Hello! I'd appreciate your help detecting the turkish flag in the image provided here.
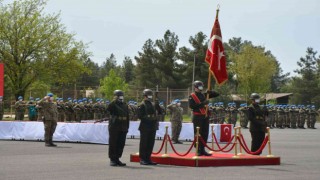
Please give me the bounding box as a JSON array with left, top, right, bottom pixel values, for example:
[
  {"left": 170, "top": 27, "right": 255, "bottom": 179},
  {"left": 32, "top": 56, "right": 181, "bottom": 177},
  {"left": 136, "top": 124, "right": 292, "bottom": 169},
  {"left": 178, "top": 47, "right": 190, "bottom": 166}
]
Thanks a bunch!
[
  {"left": 205, "top": 18, "right": 228, "bottom": 85},
  {"left": 220, "top": 124, "right": 232, "bottom": 142}
]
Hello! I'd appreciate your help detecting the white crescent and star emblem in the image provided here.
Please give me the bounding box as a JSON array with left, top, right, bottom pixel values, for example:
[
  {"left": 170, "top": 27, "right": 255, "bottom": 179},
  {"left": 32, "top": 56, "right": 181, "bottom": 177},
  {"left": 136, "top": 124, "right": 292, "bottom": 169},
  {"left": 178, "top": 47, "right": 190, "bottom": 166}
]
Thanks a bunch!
[{"left": 224, "top": 126, "right": 230, "bottom": 136}]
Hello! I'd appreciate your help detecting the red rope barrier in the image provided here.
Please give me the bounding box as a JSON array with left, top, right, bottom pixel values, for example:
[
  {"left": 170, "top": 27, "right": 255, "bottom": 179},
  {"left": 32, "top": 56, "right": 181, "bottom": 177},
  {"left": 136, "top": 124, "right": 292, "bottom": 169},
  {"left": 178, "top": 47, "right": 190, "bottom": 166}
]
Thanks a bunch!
[
  {"left": 212, "top": 133, "right": 235, "bottom": 151},
  {"left": 167, "top": 135, "right": 196, "bottom": 157},
  {"left": 152, "top": 134, "right": 167, "bottom": 155},
  {"left": 237, "top": 135, "right": 269, "bottom": 155},
  {"left": 200, "top": 136, "right": 236, "bottom": 153}
]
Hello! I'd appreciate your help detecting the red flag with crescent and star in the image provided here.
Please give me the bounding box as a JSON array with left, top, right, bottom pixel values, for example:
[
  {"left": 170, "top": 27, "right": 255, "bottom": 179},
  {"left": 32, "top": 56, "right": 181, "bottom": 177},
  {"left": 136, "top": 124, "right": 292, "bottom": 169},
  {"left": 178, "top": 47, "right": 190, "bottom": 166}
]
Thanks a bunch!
[
  {"left": 220, "top": 124, "right": 232, "bottom": 142},
  {"left": 205, "top": 17, "right": 228, "bottom": 85}
]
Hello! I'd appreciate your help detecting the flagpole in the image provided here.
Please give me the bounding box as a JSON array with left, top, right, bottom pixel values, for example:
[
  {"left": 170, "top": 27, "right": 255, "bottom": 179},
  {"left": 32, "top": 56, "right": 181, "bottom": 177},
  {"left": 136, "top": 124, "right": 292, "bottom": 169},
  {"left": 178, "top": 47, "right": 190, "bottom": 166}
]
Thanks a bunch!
[{"left": 206, "top": 6, "right": 220, "bottom": 116}]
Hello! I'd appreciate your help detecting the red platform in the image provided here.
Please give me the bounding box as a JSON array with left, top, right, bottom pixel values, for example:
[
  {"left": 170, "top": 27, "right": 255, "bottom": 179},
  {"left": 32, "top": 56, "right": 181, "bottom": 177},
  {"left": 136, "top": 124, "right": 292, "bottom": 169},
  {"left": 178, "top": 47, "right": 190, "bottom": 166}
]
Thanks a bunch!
[{"left": 130, "top": 153, "right": 280, "bottom": 167}]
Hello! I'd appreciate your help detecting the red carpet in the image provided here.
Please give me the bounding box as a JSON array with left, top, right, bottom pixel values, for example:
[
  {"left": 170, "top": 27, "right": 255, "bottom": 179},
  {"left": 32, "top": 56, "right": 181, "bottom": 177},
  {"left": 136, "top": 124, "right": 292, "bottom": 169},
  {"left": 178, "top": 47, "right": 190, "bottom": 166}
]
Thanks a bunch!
[{"left": 130, "top": 153, "right": 280, "bottom": 167}]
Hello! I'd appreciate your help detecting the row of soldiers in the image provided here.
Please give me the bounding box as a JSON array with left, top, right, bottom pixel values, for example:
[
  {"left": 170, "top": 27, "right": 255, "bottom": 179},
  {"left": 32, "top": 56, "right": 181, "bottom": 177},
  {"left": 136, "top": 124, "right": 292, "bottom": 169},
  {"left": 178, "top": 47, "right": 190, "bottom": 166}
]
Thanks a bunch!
[
  {"left": 14, "top": 96, "right": 148, "bottom": 122},
  {"left": 208, "top": 102, "right": 318, "bottom": 129}
]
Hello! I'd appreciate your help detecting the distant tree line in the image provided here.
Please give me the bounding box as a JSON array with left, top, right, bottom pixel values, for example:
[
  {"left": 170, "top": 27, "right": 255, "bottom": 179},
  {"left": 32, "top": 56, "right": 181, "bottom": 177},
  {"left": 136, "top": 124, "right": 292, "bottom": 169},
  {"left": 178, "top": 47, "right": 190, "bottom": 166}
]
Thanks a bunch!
[{"left": 1, "top": 0, "right": 320, "bottom": 107}]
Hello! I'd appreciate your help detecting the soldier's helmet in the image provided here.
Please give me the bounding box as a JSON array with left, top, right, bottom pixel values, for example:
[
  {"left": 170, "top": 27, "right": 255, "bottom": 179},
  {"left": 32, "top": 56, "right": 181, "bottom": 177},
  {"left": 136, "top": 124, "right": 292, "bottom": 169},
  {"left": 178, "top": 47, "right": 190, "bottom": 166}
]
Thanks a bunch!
[
  {"left": 142, "top": 89, "right": 153, "bottom": 96},
  {"left": 29, "top": 97, "right": 34, "bottom": 100},
  {"left": 249, "top": 93, "right": 260, "bottom": 100},
  {"left": 18, "top": 96, "right": 23, "bottom": 100},
  {"left": 114, "top": 90, "right": 124, "bottom": 96},
  {"left": 35, "top": 98, "right": 40, "bottom": 101},
  {"left": 193, "top": 80, "right": 204, "bottom": 89},
  {"left": 47, "top": 93, "right": 53, "bottom": 97}
]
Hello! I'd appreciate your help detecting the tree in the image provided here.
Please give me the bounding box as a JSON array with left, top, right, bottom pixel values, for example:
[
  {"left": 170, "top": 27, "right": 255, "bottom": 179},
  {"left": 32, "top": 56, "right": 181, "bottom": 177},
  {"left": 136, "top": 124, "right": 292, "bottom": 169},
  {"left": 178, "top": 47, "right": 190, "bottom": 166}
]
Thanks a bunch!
[
  {"left": 0, "top": 0, "right": 90, "bottom": 99},
  {"left": 99, "top": 69, "right": 128, "bottom": 100},
  {"left": 100, "top": 53, "right": 118, "bottom": 78},
  {"left": 178, "top": 32, "right": 210, "bottom": 88},
  {"left": 291, "top": 47, "right": 320, "bottom": 105},
  {"left": 121, "top": 56, "right": 135, "bottom": 84},
  {"left": 154, "top": 30, "right": 180, "bottom": 88},
  {"left": 134, "top": 39, "right": 158, "bottom": 88},
  {"left": 229, "top": 44, "right": 277, "bottom": 96}
]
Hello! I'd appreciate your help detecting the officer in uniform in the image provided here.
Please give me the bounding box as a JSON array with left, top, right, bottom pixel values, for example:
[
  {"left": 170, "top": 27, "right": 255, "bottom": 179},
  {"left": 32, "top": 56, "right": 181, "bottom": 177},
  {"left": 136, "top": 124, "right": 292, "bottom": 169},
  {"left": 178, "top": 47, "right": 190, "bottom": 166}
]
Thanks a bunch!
[
  {"left": 38, "top": 93, "right": 58, "bottom": 147},
  {"left": 15, "top": 96, "right": 26, "bottom": 120},
  {"left": 248, "top": 93, "right": 267, "bottom": 155},
  {"left": 138, "top": 89, "right": 161, "bottom": 165},
  {"left": 167, "top": 99, "right": 183, "bottom": 144},
  {"left": 107, "top": 90, "right": 129, "bottom": 166},
  {"left": 309, "top": 105, "right": 317, "bottom": 129},
  {"left": 189, "top": 80, "right": 219, "bottom": 156}
]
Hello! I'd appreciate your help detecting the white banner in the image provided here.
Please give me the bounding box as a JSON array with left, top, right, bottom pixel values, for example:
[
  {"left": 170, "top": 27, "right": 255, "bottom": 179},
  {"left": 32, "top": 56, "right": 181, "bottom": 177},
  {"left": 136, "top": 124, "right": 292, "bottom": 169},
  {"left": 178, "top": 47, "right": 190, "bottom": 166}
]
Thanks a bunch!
[{"left": 0, "top": 121, "right": 232, "bottom": 144}]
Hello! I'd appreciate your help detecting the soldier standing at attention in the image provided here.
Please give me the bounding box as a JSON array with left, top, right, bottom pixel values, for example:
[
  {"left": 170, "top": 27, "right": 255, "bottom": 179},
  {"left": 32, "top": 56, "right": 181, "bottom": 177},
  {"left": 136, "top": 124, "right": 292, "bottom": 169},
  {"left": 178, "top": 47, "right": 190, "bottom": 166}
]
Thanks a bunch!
[
  {"left": 107, "top": 90, "right": 129, "bottom": 166},
  {"left": 248, "top": 93, "right": 267, "bottom": 155},
  {"left": 138, "top": 89, "right": 161, "bottom": 165},
  {"left": 189, "top": 80, "right": 219, "bottom": 156},
  {"left": 65, "top": 98, "right": 74, "bottom": 122},
  {"left": 15, "top": 96, "right": 26, "bottom": 120},
  {"left": 167, "top": 99, "right": 183, "bottom": 144},
  {"left": 38, "top": 93, "right": 58, "bottom": 147}
]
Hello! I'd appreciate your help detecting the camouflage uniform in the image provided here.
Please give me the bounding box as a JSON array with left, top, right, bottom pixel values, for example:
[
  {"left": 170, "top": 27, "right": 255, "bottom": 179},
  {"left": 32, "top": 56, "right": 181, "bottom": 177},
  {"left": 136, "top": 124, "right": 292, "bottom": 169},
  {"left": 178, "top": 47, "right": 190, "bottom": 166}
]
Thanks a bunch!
[
  {"left": 15, "top": 97, "right": 26, "bottom": 121},
  {"left": 167, "top": 101, "right": 183, "bottom": 143},
  {"left": 308, "top": 106, "right": 317, "bottom": 129},
  {"left": 276, "top": 106, "right": 285, "bottom": 128},
  {"left": 57, "top": 99, "right": 66, "bottom": 122},
  {"left": 289, "top": 106, "right": 298, "bottom": 129},
  {"left": 298, "top": 107, "right": 306, "bottom": 129},
  {"left": 39, "top": 94, "right": 58, "bottom": 146},
  {"left": 64, "top": 99, "right": 75, "bottom": 122}
]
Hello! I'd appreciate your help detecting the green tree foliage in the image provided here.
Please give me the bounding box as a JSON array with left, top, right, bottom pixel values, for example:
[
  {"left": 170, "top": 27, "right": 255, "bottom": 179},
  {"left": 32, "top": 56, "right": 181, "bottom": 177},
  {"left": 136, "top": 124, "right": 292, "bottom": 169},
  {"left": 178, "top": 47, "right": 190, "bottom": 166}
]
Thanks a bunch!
[
  {"left": 154, "top": 30, "right": 180, "bottom": 88},
  {"left": 178, "top": 32, "right": 210, "bottom": 88},
  {"left": 229, "top": 44, "right": 277, "bottom": 96},
  {"left": 134, "top": 39, "right": 158, "bottom": 88},
  {"left": 100, "top": 53, "right": 118, "bottom": 78},
  {"left": 99, "top": 69, "right": 128, "bottom": 100},
  {"left": 0, "top": 0, "right": 90, "bottom": 99},
  {"left": 121, "top": 56, "right": 135, "bottom": 84},
  {"left": 288, "top": 48, "right": 320, "bottom": 105}
]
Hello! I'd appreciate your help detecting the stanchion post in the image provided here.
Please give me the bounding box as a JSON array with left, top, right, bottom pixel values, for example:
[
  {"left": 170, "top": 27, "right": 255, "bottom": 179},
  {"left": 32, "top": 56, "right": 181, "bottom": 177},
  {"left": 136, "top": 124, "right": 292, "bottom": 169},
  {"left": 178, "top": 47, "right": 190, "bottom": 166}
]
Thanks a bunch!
[
  {"left": 192, "top": 127, "right": 200, "bottom": 159},
  {"left": 237, "top": 127, "right": 243, "bottom": 156},
  {"left": 162, "top": 126, "right": 169, "bottom": 157},
  {"left": 209, "top": 125, "right": 215, "bottom": 154},
  {"left": 266, "top": 127, "right": 274, "bottom": 157},
  {"left": 232, "top": 127, "right": 240, "bottom": 158}
]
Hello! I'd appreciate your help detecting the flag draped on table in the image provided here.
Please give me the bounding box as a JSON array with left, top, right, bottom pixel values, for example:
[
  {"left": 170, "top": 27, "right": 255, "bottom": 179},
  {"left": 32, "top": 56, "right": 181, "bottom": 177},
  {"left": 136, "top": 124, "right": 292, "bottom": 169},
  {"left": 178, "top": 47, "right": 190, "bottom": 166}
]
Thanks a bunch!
[{"left": 205, "top": 17, "right": 228, "bottom": 85}]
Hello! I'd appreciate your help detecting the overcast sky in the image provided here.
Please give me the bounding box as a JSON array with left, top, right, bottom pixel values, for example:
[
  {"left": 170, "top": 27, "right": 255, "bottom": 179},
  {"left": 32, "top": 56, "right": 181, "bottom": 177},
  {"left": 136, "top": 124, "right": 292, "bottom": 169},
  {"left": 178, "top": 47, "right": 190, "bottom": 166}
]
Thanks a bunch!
[{"left": 5, "top": 0, "right": 320, "bottom": 75}]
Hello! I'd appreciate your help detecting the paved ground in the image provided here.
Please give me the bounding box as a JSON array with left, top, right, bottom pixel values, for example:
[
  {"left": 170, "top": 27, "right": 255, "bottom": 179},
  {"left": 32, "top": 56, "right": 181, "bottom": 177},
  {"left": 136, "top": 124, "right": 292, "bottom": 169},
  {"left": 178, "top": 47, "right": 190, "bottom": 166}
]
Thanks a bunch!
[{"left": 1, "top": 124, "right": 320, "bottom": 180}]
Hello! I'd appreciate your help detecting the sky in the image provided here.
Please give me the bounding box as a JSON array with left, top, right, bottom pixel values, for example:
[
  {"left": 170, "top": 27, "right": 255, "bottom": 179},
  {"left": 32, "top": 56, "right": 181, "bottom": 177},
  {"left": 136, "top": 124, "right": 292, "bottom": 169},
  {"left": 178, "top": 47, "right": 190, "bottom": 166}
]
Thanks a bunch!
[{"left": 4, "top": 0, "right": 320, "bottom": 75}]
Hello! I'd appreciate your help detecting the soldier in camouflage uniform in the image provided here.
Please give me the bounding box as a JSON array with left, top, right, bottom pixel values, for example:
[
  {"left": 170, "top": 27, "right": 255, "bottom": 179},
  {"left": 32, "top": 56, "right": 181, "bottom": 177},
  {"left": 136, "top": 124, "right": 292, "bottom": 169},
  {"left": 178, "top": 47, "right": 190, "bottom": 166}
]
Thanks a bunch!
[
  {"left": 38, "top": 93, "right": 58, "bottom": 147},
  {"left": 86, "top": 99, "right": 94, "bottom": 120},
  {"left": 158, "top": 101, "right": 166, "bottom": 122},
  {"left": 0, "top": 96, "right": 4, "bottom": 120},
  {"left": 107, "top": 90, "right": 129, "bottom": 166},
  {"left": 308, "top": 105, "right": 317, "bottom": 129},
  {"left": 35, "top": 98, "right": 43, "bottom": 121},
  {"left": 27, "top": 97, "right": 37, "bottom": 121},
  {"left": 15, "top": 96, "right": 26, "bottom": 121},
  {"left": 167, "top": 99, "right": 183, "bottom": 144},
  {"left": 74, "top": 99, "right": 85, "bottom": 122},
  {"left": 289, "top": 105, "right": 298, "bottom": 129},
  {"left": 298, "top": 105, "right": 306, "bottom": 129},
  {"left": 226, "top": 102, "right": 238, "bottom": 127},
  {"left": 57, "top": 98, "right": 66, "bottom": 122},
  {"left": 284, "top": 105, "right": 291, "bottom": 128},
  {"left": 93, "top": 99, "right": 102, "bottom": 120},
  {"left": 65, "top": 98, "right": 74, "bottom": 122},
  {"left": 217, "top": 102, "right": 225, "bottom": 124},
  {"left": 276, "top": 105, "right": 285, "bottom": 128}
]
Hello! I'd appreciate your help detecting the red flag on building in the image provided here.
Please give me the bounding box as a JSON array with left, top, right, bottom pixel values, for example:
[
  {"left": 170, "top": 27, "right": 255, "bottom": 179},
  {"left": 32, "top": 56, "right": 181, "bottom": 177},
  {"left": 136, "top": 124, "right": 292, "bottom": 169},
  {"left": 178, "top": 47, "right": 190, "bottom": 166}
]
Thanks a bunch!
[
  {"left": 205, "top": 17, "right": 228, "bottom": 85},
  {"left": 220, "top": 124, "right": 232, "bottom": 142}
]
